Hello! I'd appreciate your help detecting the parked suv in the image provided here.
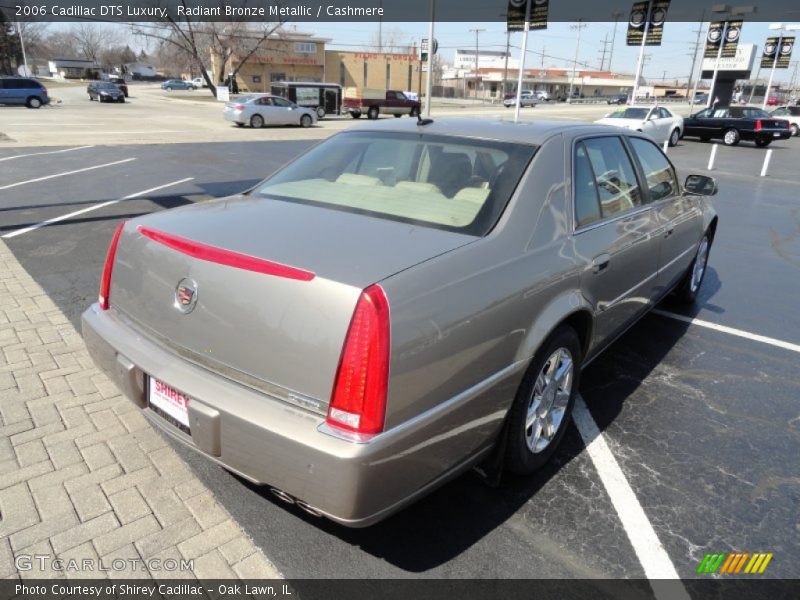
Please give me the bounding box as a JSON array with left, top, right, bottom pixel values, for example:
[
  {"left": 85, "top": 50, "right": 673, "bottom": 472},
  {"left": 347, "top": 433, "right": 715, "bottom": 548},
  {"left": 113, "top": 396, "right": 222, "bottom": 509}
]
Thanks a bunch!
[{"left": 0, "top": 77, "right": 50, "bottom": 108}]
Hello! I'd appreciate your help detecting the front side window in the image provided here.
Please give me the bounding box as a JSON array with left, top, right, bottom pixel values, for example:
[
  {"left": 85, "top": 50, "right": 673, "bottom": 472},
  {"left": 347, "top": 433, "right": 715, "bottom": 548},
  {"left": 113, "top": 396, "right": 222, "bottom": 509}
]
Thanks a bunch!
[
  {"left": 694, "top": 108, "right": 712, "bottom": 118},
  {"left": 582, "top": 137, "right": 641, "bottom": 217},
  {"left": 629, "top": 138, "right": 678, "bottom": 202},
  {"left": 253, "top": 132, "right": 537, "bottom": 235},
  {"left": 272, "top": 97, "right": 292, "bottom": 107}
]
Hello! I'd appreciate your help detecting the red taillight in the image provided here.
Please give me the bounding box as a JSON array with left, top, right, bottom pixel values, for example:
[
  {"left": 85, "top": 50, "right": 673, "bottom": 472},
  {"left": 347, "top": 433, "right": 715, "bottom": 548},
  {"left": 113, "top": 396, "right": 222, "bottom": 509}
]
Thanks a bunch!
[
  {"left": 234, "top": 103, "right": 244, "bottom": 110},
  {"left": 99, "top": 220, "right": 126, "bottom": 310},
  {"left": 755, "top": 119, "right": 762, "bottom": 131},
  {"left": 42, "top": 87, "right": 48, "bottom": 95},
  {"left": 327, "top": 285, "right": 390, "bottom": 435}
]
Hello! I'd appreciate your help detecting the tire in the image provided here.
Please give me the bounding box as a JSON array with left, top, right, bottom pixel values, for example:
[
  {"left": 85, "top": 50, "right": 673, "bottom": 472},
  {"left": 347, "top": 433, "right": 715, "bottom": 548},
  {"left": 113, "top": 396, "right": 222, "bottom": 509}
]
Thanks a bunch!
[
  {"left": 755, "top": 138, "right": 771, "bottom": 147},
  {"left": 410, "top": 106, "right": 419, "bottom": 117},
  {"left": 235, "top": 122, "right": 244, "bottom": 128},
  {"left": 89, "top": 95, "right": 94, "bottom": 101},
  {"left": 394, "top": 114, "right": 402, "bottom": 118},
  {"left": 722, "top": 128, "right": 740, "bottom": 146},
  {"left": 350, "top": 111, "right": 362, "bottom": 119},
  {"left": 118, "top": 98, "right": 125, "bottom": 103},
  {"left": 668, "top": 128, "right": 680, "bottom": 147},
  {"left": 250, "top": 114, "right": 264, "bottom": 128},
  {"left": 166, "top": 87, "right": 173, "bottom": 92},
  {"left": 26, "top": 97, "right": 42, "bottom": 109},
  {"left": 316, "top": 106, "right": 326, "bottom": 119},
  {"left": 300, "top": 114, "right": 312, "bottom": 128},
  {"left": 367, "top": 106, "right": 379, "bottom": 120},
  {"left": 791, "top": 123, "right": 799, "bottom": 137},
  {"left": 504, "top": 326, "right": 582, "bottom": 475},
  {"left": 676, "top": 233, "right": 711, "bottom": 304}
]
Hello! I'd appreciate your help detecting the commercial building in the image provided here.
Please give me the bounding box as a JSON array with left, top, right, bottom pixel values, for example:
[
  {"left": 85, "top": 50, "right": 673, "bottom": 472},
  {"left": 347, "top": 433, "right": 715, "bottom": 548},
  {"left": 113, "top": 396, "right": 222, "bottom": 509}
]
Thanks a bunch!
[
  {"left": 212, "top": 31, "right": 329, "bottom": 93},
  {"left": 325, "top": 50, "right": 421, "bottom": 93}
]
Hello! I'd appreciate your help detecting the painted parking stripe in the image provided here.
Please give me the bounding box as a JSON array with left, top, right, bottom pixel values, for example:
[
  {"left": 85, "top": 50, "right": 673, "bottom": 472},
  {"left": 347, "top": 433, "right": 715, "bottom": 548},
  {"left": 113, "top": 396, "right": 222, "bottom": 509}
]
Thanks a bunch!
[
  {"left": 653, "top": 310, "right": 800, "bottom": 354},
  {"left": 573, "top": 397, "right": 689, "bottom": 599},
  {"left": 2, "top": 178, "right": 194, "bottom": 239},
  {"left": 0, "top": 158, "right": 136, "bottom": 191},
  {"left": 0, "top": 146, "right": 95, "bottom": 163}
]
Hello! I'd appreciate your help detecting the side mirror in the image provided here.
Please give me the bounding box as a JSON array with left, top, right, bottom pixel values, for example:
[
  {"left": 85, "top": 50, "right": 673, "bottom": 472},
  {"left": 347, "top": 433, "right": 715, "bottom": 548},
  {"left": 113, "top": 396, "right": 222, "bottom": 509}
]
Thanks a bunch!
[{"left": 684, "top": 174, "right": 717, "bottom": 196}]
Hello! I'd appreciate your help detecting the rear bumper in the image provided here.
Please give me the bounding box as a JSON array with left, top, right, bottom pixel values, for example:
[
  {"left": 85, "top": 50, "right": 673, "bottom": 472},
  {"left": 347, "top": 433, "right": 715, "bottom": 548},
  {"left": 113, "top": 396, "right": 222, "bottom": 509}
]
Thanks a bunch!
[
  {"left": 223, "top": 111, "right": 244, "bottom": 124},
  {"left": 82, "top": 304, "right": 516, "bottom": 527}
]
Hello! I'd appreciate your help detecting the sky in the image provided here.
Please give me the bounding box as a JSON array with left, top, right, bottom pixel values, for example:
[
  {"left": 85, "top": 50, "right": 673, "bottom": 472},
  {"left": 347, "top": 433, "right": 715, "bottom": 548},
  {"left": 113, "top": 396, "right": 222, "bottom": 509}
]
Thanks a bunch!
[{"left": 308, "top": 20, "right": 798, "bottom": 85}]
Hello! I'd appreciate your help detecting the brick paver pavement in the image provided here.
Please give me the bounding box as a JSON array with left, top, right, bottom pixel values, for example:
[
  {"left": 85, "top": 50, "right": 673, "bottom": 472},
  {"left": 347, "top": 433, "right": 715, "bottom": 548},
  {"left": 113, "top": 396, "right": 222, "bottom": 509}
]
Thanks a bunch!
[{"left": 0, "top": 238, "right": 281, "bottom": 580}]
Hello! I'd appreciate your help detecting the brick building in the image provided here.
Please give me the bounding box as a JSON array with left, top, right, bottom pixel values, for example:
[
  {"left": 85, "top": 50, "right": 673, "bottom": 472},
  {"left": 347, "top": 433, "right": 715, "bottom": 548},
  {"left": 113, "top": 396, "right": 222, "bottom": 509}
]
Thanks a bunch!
[{"left": 325, "top": 50, "right": 421, "bottom": 93}]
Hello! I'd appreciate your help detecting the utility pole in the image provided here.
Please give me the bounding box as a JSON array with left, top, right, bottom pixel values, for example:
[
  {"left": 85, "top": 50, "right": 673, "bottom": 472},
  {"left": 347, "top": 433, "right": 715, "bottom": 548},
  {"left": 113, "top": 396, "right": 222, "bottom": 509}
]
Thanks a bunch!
[
  {"left": 424, "top": 0, "right": 435, "bottom": 116},
  {"left": 686, "top": 9, "right": 705, "bottom": 100},
  {"left": 502, "top": 30, "right": 510, "bottom": 97},
  {"left": 377, "top": 0, "right": 383, "bottom": 53},
  {"left": 568, "top": 19, "right": 587, "bottom": 101},
  {"left": 598, "top": 33, "right": 611, "bottom": 71},
  {"left": 15, "top": 21, "right": 29, "bottom": 76},
  {"left": 469, "top": 28, "right": 486, "bottom": 101},
  {"left": 608, "top": 11, "right": 623, "bottom": 73}
]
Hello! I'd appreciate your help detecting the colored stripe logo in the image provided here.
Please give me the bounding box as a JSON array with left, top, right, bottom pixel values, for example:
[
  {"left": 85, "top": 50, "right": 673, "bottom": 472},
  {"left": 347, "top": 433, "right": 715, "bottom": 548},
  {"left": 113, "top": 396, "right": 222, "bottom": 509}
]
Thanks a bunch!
[{"left": 696, "top": 552, "right": 773, "bottom": 574}]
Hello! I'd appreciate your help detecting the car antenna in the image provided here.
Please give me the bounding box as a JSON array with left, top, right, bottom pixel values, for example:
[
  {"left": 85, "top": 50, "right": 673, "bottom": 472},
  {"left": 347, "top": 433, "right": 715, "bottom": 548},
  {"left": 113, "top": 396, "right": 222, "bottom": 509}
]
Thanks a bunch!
[{"left": 417, "top": 113, "right": 434, "bottom": 126}]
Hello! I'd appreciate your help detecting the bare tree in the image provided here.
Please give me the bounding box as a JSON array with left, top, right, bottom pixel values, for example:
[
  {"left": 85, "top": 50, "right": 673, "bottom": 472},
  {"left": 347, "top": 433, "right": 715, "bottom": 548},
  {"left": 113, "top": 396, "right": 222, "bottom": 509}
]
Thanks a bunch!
[
  {"left": 15, "top": 22, "right": 49, "bottom": 62},
  {"left": 131, "top": 7, "right": 285, "bottom": 96},
  {"left": 368, "top": 27, "right": 412, "bottom": 53},
  {"left": 70, "top": 23, "right": 114, "bottom": 63}
]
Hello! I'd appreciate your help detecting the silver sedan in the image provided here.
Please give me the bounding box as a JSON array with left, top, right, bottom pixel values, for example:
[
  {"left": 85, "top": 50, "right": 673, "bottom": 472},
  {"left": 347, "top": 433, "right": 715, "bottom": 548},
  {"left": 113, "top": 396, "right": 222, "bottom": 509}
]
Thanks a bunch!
[
  {"left": 83, "top": 119, "right": 718, "bottom": 527},
  {"left": 224, "top": 94, "right": 317, "bottom": 128}
]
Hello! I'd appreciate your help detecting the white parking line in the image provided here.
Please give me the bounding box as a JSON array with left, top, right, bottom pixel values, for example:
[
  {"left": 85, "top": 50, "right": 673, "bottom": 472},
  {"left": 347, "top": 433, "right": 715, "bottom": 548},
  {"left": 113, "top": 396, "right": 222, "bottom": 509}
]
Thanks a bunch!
[
  {"left": 653, "top": 309, "right": 800, "bottom": 354},
  {"left": 2, "top": 178, "right": 194, "bottom": 239},
  {"left": 0, "top": 146, "right": 95, "bottom": 163},
  {"left": 0, "top": 158, "right": 136, "bottom": 191},
  {"left": 572, "top": 397, "right": 689, "bottom": 599}
]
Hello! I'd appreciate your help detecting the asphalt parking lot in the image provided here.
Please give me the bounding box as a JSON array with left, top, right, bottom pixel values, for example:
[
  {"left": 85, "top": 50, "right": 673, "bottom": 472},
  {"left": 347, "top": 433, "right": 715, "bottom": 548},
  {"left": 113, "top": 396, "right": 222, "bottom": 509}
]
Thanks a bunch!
[{"left": 1, "top": 113, "right": 798, "bottom": 585}]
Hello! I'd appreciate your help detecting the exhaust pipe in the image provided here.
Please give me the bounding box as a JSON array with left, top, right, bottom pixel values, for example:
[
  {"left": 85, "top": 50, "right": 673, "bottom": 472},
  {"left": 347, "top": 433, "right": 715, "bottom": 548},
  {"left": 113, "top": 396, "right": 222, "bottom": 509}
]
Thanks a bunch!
[
  {"left": 295, "top": 501, "right": 323, "bottom": 518},
  {"left": 269, "top": 487, "right": 295, "bottom": 504}
]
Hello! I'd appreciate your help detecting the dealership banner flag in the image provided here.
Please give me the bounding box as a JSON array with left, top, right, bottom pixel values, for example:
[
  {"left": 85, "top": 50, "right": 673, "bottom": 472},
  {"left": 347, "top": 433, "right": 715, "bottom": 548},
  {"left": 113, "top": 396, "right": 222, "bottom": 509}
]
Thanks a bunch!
[
  {"left": 645, "top": 0, "right": 671, "bottom": 45},
  {"left": 761, "top": 36, "right": 795, "bottom": 68},
  {"left": 721, "top": 20, "right": 743, "bottom": 57},
  {"left": 704, "top": 21, "right": 724, "bottom": 58},
  {"left": 626, "top": 1, "right": 649, "bottom": 45},
  {"left": 507, "top": 0, "right": 548, "bottom": 32}
]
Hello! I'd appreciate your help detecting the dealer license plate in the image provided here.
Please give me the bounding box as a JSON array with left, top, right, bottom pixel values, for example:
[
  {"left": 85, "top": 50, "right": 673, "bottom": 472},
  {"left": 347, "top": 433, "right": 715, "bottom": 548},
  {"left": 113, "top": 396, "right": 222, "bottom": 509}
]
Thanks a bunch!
[{"left": 148, "top": 377, "right": 191, "bottom": 433}]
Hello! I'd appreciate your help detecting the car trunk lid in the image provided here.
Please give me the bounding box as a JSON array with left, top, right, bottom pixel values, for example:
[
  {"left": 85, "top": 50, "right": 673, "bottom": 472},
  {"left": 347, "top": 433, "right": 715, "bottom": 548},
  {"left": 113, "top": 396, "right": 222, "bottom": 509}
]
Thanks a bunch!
[{"left": 109, "top": 195, "right": 475, "bottom": 409}]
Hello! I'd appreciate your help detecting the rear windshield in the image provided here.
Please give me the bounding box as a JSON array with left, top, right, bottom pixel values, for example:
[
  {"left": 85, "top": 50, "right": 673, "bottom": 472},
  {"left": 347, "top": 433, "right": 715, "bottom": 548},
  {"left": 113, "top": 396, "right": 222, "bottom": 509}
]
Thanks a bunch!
[
  {"left": 253, "top": 131, "right": 537, "bottom": 235},
  {"left": 607, "top": 108, "right": 648, "bottom": 119}
]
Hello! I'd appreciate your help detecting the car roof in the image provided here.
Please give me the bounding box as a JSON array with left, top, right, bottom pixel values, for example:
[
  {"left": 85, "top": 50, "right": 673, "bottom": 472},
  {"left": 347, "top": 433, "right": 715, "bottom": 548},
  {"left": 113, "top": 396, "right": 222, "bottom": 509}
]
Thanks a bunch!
[{"left": 346, "top": 117, "right": 646, "bottom": 145}]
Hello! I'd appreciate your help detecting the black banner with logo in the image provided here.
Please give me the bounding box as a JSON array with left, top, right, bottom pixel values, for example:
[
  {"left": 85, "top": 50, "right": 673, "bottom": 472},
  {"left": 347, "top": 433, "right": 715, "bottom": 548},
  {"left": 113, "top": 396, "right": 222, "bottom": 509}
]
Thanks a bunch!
[
  {"left": 626, "top": 1, "right": 670, "bottom": 46},
  {"left": 704, "top": 21, "right": 724, "bottom": 58},
  {"left": 722, "top": 20, "right": 743, "bottom": 58},
  {"left": 507, "top": 0, "right": 549, "bottom": 33},
  {"left": 761, "top": 36, "right": 795, "bottom": 68}
]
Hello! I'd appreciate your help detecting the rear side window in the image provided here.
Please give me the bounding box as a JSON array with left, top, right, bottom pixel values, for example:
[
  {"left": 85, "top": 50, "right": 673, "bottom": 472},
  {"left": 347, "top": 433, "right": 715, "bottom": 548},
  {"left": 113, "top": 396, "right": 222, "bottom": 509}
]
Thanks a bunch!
[
  {"left": 573, "top": 143, "right": 601, "bottom": 228},
  {"left": 3, "top": 79, "right": 38, "bottom": 89},
  {"left": 582, "top": 137, "right": 641, "bottom": 218},
  {"left": 254, "top": 131, "right": 537, "bottom": 235},
  {"left": 629, "top": 138, "right": 678, "bottom": 201}
]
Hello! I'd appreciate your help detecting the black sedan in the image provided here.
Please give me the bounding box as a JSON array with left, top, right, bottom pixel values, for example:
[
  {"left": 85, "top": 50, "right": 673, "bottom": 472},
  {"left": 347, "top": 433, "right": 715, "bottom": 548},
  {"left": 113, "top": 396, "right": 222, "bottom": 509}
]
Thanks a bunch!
[
  {"left": 682, "top": 106, "right": 791, "bottom": 147},
  {"left": 87, "top": 81, "right": 126, "bottom": 103}
]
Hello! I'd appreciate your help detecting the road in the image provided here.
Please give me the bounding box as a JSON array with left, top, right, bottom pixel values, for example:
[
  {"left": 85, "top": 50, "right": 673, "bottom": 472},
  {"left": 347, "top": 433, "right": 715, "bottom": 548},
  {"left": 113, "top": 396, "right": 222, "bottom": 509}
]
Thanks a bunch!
[{"left": 1, "top": 105, "right": 798, "bottom": 583}]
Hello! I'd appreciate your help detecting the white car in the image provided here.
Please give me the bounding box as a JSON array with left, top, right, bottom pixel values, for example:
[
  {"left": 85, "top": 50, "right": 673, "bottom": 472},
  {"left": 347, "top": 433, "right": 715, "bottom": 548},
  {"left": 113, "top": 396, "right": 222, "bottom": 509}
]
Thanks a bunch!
[
  {"left": 191, "top": 77, "right": 208, "bottom": 88},
  {"left": 769, "top": 106, "right": 800, "bottom": 136},
  {"left": 595, "top": 105, "right": 684, "bottom": 147},
  {"left": 534, "top": 90, "right": 550, "bottom": 101}
]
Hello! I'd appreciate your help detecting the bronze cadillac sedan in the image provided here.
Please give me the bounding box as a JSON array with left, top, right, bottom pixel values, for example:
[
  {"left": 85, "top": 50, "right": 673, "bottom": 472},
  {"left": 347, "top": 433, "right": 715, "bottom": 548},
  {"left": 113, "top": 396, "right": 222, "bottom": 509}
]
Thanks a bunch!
[{"left": 82, "top": 119, "right": 718, "bottom": 526}]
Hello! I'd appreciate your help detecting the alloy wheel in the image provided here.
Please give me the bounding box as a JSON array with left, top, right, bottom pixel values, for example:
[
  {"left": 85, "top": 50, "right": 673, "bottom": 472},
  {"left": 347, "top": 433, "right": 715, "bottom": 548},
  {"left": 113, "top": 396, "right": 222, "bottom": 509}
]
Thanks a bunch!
[
  {"left": 690, "top": 237, "right": 709, "bottom": 293},
  {"left": 525, "top": 348, "right": 573, "bottom": 453}
]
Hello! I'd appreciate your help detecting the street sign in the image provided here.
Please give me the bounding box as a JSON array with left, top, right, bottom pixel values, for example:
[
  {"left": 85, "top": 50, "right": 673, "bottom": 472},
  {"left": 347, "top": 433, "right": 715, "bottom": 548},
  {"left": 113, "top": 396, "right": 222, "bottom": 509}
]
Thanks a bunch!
[
  {"left": 216, "top": 87, "right": 230, "bottom": 102},
  {"left": 420, "top": 37, "right": 438, "bottom": 62}
]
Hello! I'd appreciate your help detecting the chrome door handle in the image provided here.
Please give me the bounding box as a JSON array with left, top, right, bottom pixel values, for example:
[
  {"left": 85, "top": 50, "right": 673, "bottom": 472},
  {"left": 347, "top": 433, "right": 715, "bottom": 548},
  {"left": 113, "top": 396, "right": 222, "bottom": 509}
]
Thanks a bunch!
[
  {"left": 591, "top": 254, "right": 611, "bottom": 274},
  {"left": 664, "top": 227, "right": 675, "bottom": 238}
]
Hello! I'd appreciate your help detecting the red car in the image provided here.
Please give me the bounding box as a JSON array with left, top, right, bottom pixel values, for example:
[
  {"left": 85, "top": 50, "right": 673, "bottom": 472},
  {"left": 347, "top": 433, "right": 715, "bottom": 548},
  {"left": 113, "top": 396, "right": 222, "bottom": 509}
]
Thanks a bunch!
[
  {"left": 766, "top": 95, "right": 782, "bottom": 106},
  {"left": 108, "top": 77, "right": 129, "bottom": 98}
]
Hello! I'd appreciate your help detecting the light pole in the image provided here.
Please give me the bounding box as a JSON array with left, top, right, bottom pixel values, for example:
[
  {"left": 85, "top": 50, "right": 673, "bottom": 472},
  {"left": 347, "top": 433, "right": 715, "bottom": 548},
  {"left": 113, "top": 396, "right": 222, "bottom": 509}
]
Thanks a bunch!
[
  {"left": 763, "top": 23, "right": 800, "bottom": 109},
  {"left": 567, "top": 19, "right": 586, "bottom": 102},
  {"left": 513, "top": 0, "right": 533, "bottom": 123},
  {"left": 608, "top": 11, "right": 623, "bottom": 73},
  {"left": 15, "top": 21, "right": 29, "bottom": 77},
  {"left": 707, "top": 4, "right": 756, "bottom": 109},
  {"left": 424, "top": 0, "right": 435, "bottom": 116}
]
